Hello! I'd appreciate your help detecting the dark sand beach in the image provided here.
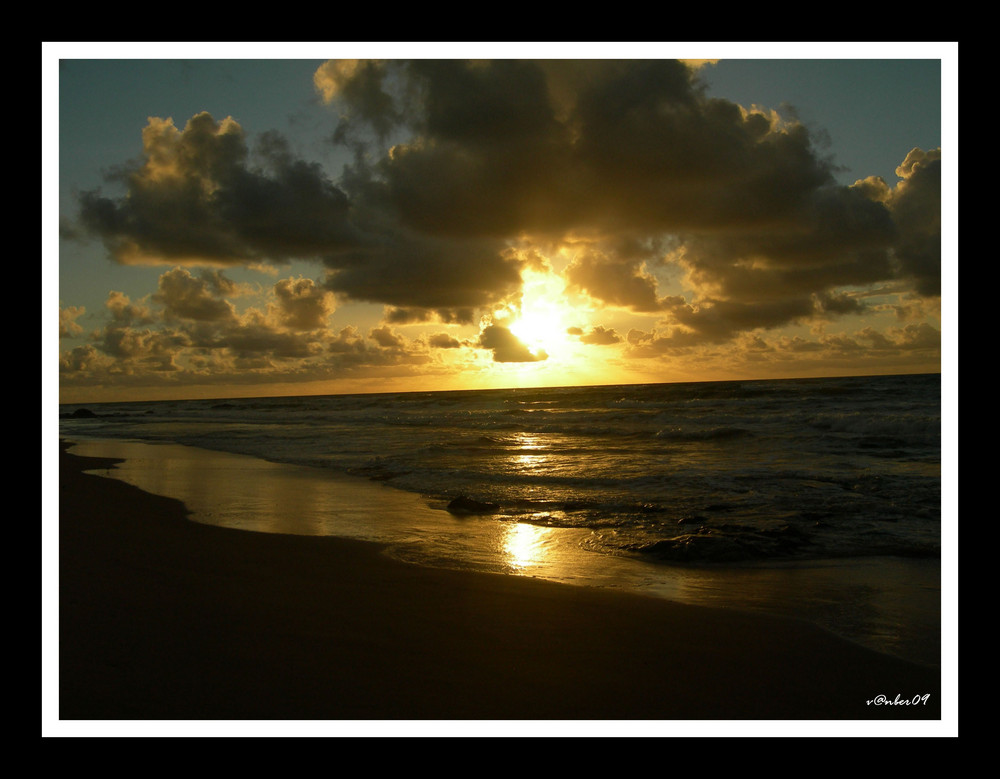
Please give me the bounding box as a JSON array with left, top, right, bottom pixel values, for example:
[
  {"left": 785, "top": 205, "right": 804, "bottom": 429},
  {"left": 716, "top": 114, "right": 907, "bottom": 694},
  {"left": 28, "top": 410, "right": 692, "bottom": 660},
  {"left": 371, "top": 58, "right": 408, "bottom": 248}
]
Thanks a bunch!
[{"left": 55, "top": 442, "right": 942, "bottom": 725}]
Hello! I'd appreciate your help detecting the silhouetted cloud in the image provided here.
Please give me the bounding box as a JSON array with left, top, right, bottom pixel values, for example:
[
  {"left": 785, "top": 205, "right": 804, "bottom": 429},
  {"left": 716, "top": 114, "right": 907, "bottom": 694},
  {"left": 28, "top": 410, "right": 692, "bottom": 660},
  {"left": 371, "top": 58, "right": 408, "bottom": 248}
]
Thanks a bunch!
[
  {"left": 154, "top": 268, "right": 238, "bottom": 323},
  {"left": 384, "top": 306, "right": 477, "bottom": 326},
  {"left": 61, "top": 58, "right": 943, "bottom": 395},
  {"left": 427, "top": 333, "right": 463, "bottom": 349},
  {"left": 885, "top": 148, "right": 942, "bottom": 297},
  {"left": 75, "top": 61, "right": 941, "bottom": 326},
  {"left": 273, "top": 277, "right": 336, "bottom": 331},
  {"left": 319, "top": 59, "right": 940, "bottom": 321},
  {"left": 77, "top": 113, "right": 358, "bottom": 266},
  {"left": 477, "top": 323, "right": 547, "bottom": 363},
  {"left": 564, "top": 248, "right": 674, "bottom": 313},
  {"left": 569, "top": 325, "right": 623, "bottom": 345}
]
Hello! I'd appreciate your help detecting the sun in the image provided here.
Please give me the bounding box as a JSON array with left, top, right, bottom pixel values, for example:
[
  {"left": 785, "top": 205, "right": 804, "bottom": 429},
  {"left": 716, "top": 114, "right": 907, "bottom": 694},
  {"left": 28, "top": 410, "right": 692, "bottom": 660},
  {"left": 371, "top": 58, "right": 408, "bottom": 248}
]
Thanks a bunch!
[
  {"left": 507, "top": 269, "right": 574, "bottom": 357},
  {"left": 509, "top": 302, "right": 567, "bottom": 353}
]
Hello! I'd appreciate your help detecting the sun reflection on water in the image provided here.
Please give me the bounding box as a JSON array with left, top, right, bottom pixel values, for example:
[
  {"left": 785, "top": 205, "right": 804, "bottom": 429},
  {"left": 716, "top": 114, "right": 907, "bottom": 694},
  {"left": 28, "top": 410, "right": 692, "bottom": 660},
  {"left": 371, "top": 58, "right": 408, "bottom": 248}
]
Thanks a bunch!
[
  {"left": 504, "top": 432, "right": 555, "bottom": 474},
  {"left": 501, "top": 521, "right": 555, "bottom": 572},
  {"left": 512, "top": 432, "right": 546, "bottom": 450}
]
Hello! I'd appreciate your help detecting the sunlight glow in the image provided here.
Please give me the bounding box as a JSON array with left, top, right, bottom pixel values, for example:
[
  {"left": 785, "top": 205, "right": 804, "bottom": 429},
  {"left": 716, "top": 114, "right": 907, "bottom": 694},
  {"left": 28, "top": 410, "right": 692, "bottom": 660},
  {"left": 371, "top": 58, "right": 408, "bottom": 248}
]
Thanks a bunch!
[{"left": 508, "top": 268, "right": 573, "bottom": 358}]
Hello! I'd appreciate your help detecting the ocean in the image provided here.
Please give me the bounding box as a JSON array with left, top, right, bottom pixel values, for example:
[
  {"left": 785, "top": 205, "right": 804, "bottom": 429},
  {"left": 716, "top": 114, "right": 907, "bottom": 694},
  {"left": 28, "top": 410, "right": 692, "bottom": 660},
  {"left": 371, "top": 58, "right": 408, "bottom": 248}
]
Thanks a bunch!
[{"left": 58, "top": 373, "right": 944, "bottom": 667}]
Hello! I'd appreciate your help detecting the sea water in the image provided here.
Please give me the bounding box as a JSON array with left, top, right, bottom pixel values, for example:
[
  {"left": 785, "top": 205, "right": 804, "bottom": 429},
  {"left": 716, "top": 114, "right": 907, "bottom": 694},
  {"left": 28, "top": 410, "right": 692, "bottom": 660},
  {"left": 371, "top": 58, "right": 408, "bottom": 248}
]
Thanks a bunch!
[{"left": 57, "top": 373, "right": 944, "bottom": 666}]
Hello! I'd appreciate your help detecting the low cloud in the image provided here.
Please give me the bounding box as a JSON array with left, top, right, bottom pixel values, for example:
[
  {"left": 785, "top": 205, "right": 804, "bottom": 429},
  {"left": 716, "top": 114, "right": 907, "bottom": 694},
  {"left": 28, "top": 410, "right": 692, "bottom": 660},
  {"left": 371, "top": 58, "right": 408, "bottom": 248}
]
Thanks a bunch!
[
  {"left": 59, "top": 268, "right": 441, "bottom": 389},
  {"left": 274, "top": 277, "right": 336, "bottom": 331},
  {"left": 569, "top": 325, "right": 623, "bottom": 345},
  {"left": 154, "top": 268, "right": 238, "bottom": 323},
  {"left": 477, "top": 323, "right": 547, "bottom": 363},
  {"left": 384, "top": 306, "right": 477, "bottom": 326},
  {"left": 427, "top": 333, "right": 463, "bottom": 349},
  {"left": 369, "top": 325, "right": 405, "bottom": 349},
  {"left": 59, "top": 306, "right": 85, "bottom": 338}
]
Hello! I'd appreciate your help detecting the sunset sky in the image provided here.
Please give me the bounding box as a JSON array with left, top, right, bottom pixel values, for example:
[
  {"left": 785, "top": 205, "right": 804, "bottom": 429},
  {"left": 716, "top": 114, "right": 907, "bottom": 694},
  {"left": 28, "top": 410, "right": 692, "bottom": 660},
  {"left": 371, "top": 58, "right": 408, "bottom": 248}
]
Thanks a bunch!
[{"left": 48, "top": 44, "right": 955, "bottom": 404}]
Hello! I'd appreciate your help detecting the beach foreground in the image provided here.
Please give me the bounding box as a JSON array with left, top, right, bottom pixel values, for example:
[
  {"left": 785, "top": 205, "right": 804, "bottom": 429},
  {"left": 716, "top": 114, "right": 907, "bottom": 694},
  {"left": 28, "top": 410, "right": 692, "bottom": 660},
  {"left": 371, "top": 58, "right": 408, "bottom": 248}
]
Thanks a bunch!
[{"left": 57, "top": 444, "right": 941, "bottom": 723}]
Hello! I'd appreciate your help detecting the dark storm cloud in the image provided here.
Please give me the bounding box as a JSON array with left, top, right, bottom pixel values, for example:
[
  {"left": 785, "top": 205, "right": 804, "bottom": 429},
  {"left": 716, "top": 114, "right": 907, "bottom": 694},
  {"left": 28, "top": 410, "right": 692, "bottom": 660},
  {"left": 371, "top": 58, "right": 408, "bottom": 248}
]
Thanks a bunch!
[
  {"left": 677, "top": 182, "right": 898, "bottom": 301},
  {"left": 314, "top": 60, "right": 403, "bottom": 142},
  {"left": 72, "top": 60, "right": 940, "bottom": 354},
  {"left": 73, "top": 109, "right": 524, "bottom": 313},
  {"left": 319, "top": 230, "right": 523, "bottom": 310},
  {"left": 77, "top": 113, "right": 359, "bottom": 266},
  {"left": 363, "top": 60, "right": 575, "bottom": 237},
  {"left": 328, "top": 59, "right": 840, "bottom": 238},
  {"left": 556, "top": 61, "right": 835, "bottom": 232},
  {"left": 321, "top": 59, "right": 939, "bottom": 341},
  {"left": 815, "top": 291, "right": 866, "bottom": 316},
  {"left": 885, "top": 148, "right": 942, "bottom": 297},
  {"left": 631, "top": 181, "right": 900, "bottom": 344},
  {"left": 666, "top": 296, "right": 818, "bottom": 344},
  {"left": 384, "top": 306, "right": 477, "bottom": 326},
  {"left": 564, "top": 248, "right": 672, "bottom": 312}
]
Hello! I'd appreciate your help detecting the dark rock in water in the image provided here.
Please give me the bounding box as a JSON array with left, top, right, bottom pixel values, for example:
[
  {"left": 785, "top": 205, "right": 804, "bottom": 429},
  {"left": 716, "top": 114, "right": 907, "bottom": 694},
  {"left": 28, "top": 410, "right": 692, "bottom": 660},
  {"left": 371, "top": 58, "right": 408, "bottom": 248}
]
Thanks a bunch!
[
  {"left": 447, "top": 495, "right": 499, "bottom": 515},
  {"left": 69, "top": 408, "right": 97, "bottom": 418},
  {"left": 640, "top": 533, "right": 750, "bottom": 563}
]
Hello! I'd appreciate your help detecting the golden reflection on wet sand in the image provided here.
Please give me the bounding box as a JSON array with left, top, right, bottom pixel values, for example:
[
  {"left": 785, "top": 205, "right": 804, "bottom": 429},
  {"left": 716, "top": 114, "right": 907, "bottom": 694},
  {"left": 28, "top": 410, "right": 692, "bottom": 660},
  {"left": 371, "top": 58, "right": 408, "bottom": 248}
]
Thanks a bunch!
[{"left": 499, "top": 521, "right": 555, "bottom": 573}]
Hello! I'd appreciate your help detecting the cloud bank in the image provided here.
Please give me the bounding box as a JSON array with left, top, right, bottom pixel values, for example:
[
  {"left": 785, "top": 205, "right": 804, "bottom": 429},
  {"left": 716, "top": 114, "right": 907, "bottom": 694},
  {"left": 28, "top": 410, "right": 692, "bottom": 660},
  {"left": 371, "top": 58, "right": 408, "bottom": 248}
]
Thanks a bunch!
[{"left": 61, "top": 59, "right": 942, "bottom": 397}]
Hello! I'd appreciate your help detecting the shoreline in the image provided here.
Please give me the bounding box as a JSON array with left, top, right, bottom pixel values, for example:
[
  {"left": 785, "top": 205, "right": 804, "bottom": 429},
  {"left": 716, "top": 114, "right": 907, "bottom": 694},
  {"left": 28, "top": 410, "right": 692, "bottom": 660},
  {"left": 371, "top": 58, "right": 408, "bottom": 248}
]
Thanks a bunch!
[
  {"left": 52, "top": 441, "right": 944, "bottom": 728},
  {"left": 61, "top": 437, "right": 943, "bottom": 669}
]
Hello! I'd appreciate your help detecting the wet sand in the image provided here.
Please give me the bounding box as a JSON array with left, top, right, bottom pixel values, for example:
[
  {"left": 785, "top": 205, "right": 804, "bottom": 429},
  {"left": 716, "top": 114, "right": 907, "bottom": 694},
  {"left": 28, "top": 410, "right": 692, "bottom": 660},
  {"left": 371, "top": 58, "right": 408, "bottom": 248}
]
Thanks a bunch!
[{"left": 54, "top": 442, "right": 943, "bottom": 727}]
